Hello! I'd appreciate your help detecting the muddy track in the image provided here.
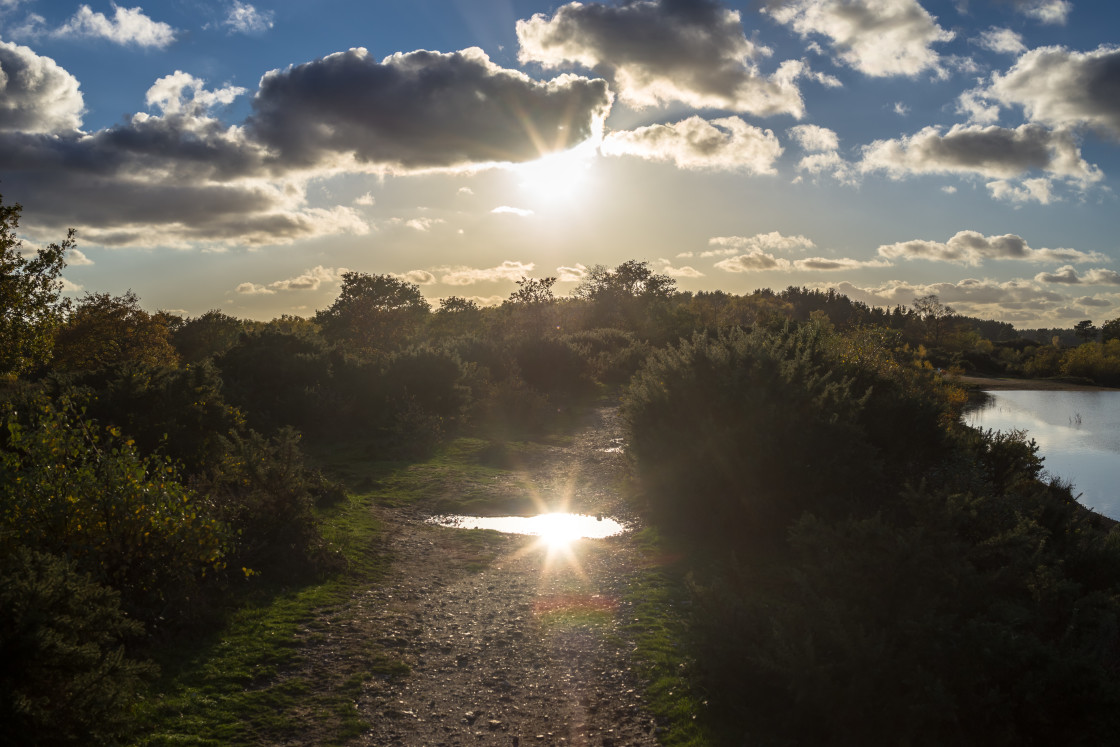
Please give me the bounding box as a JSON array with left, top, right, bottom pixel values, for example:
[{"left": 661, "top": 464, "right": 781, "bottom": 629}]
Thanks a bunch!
[{"left": 303, "top": 406, "right": 663, "bottom": 746}]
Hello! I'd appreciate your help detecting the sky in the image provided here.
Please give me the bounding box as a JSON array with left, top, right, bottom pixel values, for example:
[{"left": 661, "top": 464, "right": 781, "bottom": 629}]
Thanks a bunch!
[{"left": 1, "top": 0, "right": 1118, "bottom": 328}]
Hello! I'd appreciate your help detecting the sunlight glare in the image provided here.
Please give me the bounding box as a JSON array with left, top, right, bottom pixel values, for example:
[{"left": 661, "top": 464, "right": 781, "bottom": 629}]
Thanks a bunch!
[{"left": 516, "top": 141, "right": 598, "bottom": 205}]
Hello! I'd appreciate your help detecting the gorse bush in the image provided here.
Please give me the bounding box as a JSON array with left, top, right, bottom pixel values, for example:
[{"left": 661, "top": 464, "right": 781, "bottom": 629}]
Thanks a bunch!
[
  {"left": 0, "top": 398, "right": 231, "bottom": 627},
  {"left": 623, "top": 322, "right": 889, "bottom": 541},
  {"left": 624, "top": 320, "right": 1120, "bottom": 744},
  {"left": 0, "top": 547, "right": 155, "bottom": 747},
  {"left": 193, "top": 427, "right": 342, "bottom": 580}
]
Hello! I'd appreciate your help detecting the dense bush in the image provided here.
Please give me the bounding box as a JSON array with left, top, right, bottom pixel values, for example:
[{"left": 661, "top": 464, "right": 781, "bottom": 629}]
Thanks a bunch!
[
  {"left": 624, "top": 323, "right": 909, "bottom": 541},
  {"left": 624, "top": 321, "right": 1120, "bottom": 744},
  {"left": 0, "top": 399, "right": 231, "bottom": 627},
  {"left": 45, "top": 361, "right": 244, "bottom": 474},
  {"left": 514, "top": 336, "right": 593, "bottom": 401},
  {"left": 0, "top": 547, "right": 154, "bottom": 747},
  {"left": 193, "top": 428, "right": 342, "bottom": 579}
]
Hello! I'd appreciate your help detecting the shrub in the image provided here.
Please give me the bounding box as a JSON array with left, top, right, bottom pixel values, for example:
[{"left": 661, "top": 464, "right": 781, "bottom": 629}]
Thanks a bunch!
[
  {"left": 194, "top": 427, "right": 340, "bottom": 580},
  {"left": 623, "top": 323, "right": 880, "bottom": 542},
  {"left": 0, "top": 547, "right": 155, "bottom": 747},
  {"left": 0, "top": 398, "right": 231, "bottom": 627}
]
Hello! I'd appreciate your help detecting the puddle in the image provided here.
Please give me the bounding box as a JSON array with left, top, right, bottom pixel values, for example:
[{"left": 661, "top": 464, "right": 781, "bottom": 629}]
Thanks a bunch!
[
  {"left": 600, "top": 438, "right": 625, "bottom": 454},
  {"left": 426, "top": 512, "right": 629, "bottom": 542}
]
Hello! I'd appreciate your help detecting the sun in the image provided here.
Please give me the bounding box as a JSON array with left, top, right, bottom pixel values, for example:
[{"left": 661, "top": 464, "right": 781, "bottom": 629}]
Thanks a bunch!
[{"left": 515, "top": 141, "right": 598, "bottom": 205}]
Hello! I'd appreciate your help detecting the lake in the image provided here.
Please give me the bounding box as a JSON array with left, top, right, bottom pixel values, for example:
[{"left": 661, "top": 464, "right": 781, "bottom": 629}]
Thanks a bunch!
[{"left": 965, "top": 389, "right": 1120, "bottom": 520}]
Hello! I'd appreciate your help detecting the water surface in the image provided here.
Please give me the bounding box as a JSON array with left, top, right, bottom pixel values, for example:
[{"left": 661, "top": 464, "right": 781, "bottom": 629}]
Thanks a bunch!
[
  {"left": 426, "top": 512, "right": 629, "bottom": 541},
  {"left": 966, "top": 389, "right": 1120, "bottom": 520}
]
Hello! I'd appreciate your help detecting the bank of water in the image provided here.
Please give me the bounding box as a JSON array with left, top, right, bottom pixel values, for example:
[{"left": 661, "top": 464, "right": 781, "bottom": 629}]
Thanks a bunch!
[{"left": 966, "top": 389, "right": 1120, "bottom": 520}]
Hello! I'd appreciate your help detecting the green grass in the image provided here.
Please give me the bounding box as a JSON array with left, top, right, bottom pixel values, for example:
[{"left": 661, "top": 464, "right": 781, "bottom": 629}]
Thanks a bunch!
[
  {"left": 625, "top": 527, "right": 717, "bottom": 747},
  {"left": 131, "top": 491, "right": 395, "bottom": 746}
]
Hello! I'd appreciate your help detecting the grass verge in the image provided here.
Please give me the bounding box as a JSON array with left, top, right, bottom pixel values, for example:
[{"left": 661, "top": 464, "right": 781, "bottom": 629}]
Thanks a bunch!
[
  {"left": 131, "top": 490, "right": 392, "bottom": 746},
  {"left": 625, "top": 526, "right": 717, "bottom": 747}
]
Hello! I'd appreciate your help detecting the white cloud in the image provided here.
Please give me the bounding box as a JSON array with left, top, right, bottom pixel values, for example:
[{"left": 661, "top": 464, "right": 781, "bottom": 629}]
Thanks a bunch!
[
  {"left": 224, "top": 1, "right": 274, "bottom": 34},
  {"left": 556, "top": 264, "right": 588, "bottom": 282},
  {"left": 268, "top": 265, "right": 342, "bottom": 291},
  {"left": 145, "top": 71, "right": 245, "bottom": 117},
  {"left": 1009, "top": 0, "right": 1072, "bottom": 25},
  {"left": 860, "top": 123, "right": 1102, "bottom": 187},
  {"left": 893, "top": 102, "right": 910, "bottom": 116},
  {"left": 986, "top": 177, "right": 1054, "bottom": 204},
  {"left": 788, "top": 123, "right": 839, "bottom": 152},
  {"left": 829, "top": 277, "right": 1066, "bottom": 314},
  {"left": 0, "top": 41, "right": 84, "bottom": 133},
  {"left": 602, "top": 116, "right": 782, "bottom": 173},
  {"left": 956, "top": 90, "right": 1001, "bottom": 124},
  {"left": 708, "top": 231, "right": 817, "bottom": 253},
  {"left": 877, "top": 230, "right": 1106, "bottom": 265},
  {"left": 67, "top": 248, "right": 93, "bottom": 266},
  {"left": 237, "top": 265, "right": 346, "bottom": 295},
  {"left": 394, "top": 270, "right": 437, "bottom": 285},
  {"left": 1035, "top": 266, "right": 1120, "bottom": 285},
  {"left": 797, "top": 150, "right": 858, "bottom": 184},
  {"left": 354, "top": 192, "right": 375, "bottom": 206},
  {"left": 236, "top": 282, "right": 274, "bottom": 295},
  {"left": 491, "top": 206, "right": 534, "bottom": 216},
  {"left": 975, "top": 27, "right": 1027, "bottom": 55},
  {"left": 656, "top": 260, "right": 704, "bottom": 278},
  {"left": 793, "top": 256, "right": 891, "bottom": 270},
  {"left": 714, "top": 251, "right": 789, "bottom": 272},
  {"left": 55, "top": 4, "right": 176, "bottom": 48},
  {"left": 977, "top": 45, "right": 1120, "bottom": 138},
  {"left": 763, "top": 0, "right": 954, "bottom": 78},
  {"left": 517, "top": 0, "right": 806, "bottom": 116},
  {"left": 440, "top": 261, "right": 536, "bottom": 285}
]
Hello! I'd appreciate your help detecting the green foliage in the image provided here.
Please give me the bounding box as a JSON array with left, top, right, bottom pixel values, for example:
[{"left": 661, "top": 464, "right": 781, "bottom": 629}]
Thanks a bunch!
[
  {"left": 625, "top": 320, "right": 1120, "bottom": 744},
  {"left": 514, "top": 336, "right": 593, "bottom": 401},
  {"left": 195, "top": 427, "right": 340, "bottom": 580},
  {"left": 218, "top": 329, "right": 333, "bottom": 434},
  {"left": 52, "top": 291, "right": 180, "bottom": 372},
  {"left": 314, "top": 272, "right": 429, "bottom": 353},
  {"left": 624, "top": 322, "right": 900, "bottom": 541},
  {"left": 0, "top": 547, "right": 156, "bottom": 747},
  {"left": 49, "top": 361, "right": 245, "bottom": 475},
  {"left": 172, "top": 310, "right": 245, "bottom": 363},
  {"left": 1060, "top": 340, "right": 1120, "bottom": 386},
  {"left": 0, "top": 398, "right": 231, "bottom": 626},
  {"left": 0, "top": 196, "right": 72, "bottom": 379}
]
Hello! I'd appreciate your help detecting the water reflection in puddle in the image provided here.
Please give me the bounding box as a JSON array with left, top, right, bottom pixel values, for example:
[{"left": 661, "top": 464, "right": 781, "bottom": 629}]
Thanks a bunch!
[{"left": 426, "top": 512, "right": 629, "bottom": 543}]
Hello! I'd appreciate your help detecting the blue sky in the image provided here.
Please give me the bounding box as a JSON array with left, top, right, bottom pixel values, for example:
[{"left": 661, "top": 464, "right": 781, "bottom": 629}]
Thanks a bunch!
[{"left": 1, "top": 0, "right": 1118, "bottom": 327}]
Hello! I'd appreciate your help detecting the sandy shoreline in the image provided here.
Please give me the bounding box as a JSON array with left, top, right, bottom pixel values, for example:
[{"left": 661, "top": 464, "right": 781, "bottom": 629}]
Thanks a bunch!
[{"left": 952, "top": 374, "right": 1114, "bottom": 391}]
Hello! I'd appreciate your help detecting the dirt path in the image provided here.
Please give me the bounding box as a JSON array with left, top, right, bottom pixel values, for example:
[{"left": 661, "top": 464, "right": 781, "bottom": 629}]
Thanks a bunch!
[{"left": 319, "top": 407, "right": 664, "bottom": 745}]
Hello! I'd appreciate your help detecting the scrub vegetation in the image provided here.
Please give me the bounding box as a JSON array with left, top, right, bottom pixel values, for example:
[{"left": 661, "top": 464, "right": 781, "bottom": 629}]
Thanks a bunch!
[{"left": 4, "top": 194, "right": 1120, "bottom": 744}]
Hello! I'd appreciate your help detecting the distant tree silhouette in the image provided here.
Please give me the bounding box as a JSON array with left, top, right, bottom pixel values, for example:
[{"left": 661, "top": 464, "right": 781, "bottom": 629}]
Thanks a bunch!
[{"left": 315, "top": 272, "right": 429, "bottom": 354}]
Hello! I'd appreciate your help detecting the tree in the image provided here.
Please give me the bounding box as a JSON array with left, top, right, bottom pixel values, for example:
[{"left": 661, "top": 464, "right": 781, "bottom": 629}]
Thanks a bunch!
[
  {"left": 1102, "top": 318, "right": 1120, "bottom": 344},
  {"left": 1074, "top": 319, "right": 1099, "bottom": 343},
  {"left": 52, "top": 291, "right": 179, "bottom": 371},
  {"left": 504, "top": 277, "right": 557, "bottom": 336},
  {"left": 172, "top": 309, "right": 245, "bottom": 363},
  {"left": 430, "top": 296, "right": 482, "bottom": 339},
  {"left": 572, "top": 260, "right": 676, "bottom": 331},
  {"left": 0, "top": 195, "right": 73, "bottom": 378},
  {"left": 912, "top": 294, "right": 955, "bottom": 346},
  {"left": 315, "top": 272, "right": 429, "bottom": 353}
]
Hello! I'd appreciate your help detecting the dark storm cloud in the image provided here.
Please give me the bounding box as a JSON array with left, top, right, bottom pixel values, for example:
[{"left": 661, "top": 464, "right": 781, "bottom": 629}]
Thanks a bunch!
[
  {"left": 248, "top": 47, "right": 613, "bottom": 170},
  {"left": 517, "top": 0, "right": 806, "bottom": 116}
]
